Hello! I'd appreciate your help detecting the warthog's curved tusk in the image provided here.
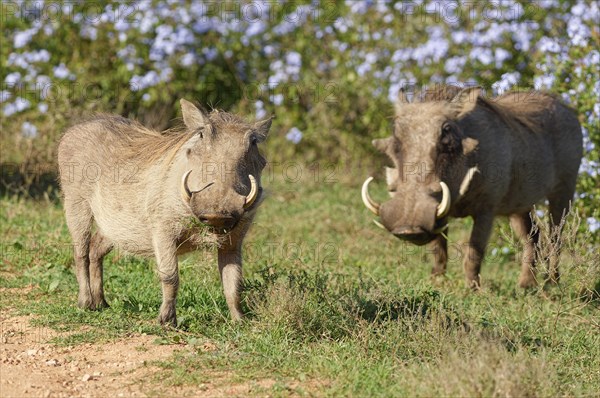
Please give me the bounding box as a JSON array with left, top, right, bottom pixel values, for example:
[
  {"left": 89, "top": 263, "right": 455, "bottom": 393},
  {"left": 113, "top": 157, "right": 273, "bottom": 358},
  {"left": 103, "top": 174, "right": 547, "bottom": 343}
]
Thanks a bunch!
[
  {"left": 243, "top": 175, "right": 259, "bottom": 209},
  {"left": 181, "top": 170, "right": 214, "bottom": 204},
  {"left": 361, "top": 176, "right": 380, "bottom": 216},
  {"left": 181, "top": 169, "right": 194, "bottom": 203},
  {"left": 436, "top": 181, "right": 451, "bottom": 219},
  {"left": 372, "top": 219, "right": 386, "bottom": 229},
  {"left": 459, "top": 166, "right": 479, "bottom": 197}
]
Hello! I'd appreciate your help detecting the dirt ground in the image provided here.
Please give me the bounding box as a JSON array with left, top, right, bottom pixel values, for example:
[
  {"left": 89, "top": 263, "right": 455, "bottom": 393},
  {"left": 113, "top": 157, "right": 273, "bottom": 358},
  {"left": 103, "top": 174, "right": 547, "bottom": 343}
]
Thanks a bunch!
[{"left": 0, "top": 288, "right": 294, "bottom": 398}]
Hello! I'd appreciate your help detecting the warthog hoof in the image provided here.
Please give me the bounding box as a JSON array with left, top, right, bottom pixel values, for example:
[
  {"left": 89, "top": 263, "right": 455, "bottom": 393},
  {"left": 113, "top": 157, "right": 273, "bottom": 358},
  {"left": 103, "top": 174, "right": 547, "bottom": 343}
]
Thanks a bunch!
[
  {"left": 542, "top": 274, "right": 561, "bottom": 289},
  {"left": 230, "top": 311, "right": 243, "bottom": 322},
  {"left": 158, "top": 305, "right": 177, "bottom": 327},
  {"left": 518, "top": 276, "right": 537, "bottom": 289},
  {"left": 465, "top": 277, "right": 481, "bottom": 290},
  {"left": 78, "top": 296, "right": 110, "bottom": 311}
]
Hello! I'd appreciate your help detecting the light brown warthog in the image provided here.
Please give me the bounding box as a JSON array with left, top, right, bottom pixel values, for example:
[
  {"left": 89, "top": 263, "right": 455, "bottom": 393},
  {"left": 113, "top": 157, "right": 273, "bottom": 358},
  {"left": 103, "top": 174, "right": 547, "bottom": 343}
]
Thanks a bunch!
[
  {"left": 362, "top": 86, "right": 582, "bottom": 288},
  {"left": 58, "top": 100, "right": 272, "bottom": 325}
]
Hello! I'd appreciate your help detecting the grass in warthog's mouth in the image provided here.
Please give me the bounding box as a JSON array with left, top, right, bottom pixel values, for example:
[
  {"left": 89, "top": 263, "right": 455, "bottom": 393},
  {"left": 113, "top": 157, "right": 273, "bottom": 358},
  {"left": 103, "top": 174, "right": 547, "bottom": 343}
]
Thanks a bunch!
[{"left": 1, "top": 175, "right": 599, "bottom": 397}]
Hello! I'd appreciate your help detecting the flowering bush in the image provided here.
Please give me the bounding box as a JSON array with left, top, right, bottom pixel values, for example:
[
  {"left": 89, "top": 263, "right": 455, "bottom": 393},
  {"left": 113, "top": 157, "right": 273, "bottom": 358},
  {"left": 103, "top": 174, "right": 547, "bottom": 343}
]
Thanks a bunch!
[{"left": 1, "top": 0, "right": 598, "bottom": 234}]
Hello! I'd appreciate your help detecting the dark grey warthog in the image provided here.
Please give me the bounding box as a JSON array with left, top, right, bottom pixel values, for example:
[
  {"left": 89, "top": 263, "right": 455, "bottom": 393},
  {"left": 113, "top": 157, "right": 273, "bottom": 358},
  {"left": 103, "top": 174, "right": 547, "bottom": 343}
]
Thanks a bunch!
[
  {"left": 362, "top": 86, "right": 582, "bottom": 288},
  {"left": 58, "top": 100, "right": 272, "bottom": 325}
]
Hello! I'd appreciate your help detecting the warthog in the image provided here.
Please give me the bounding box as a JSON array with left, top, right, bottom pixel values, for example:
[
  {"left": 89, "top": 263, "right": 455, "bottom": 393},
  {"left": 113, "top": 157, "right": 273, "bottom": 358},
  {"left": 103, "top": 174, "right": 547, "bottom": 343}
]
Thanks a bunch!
[
  {"left": 362, "top": 86, "right": 582, "bottom": 288},
  {"left": 58, "top": 100, "right": 272, "bottom": 325}
]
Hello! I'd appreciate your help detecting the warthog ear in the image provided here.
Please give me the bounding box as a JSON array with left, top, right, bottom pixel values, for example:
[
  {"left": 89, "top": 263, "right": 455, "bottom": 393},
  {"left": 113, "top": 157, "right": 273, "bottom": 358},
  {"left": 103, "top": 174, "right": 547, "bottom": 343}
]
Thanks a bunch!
[
  {"left": 450, "top": 86, "right": 481, "bottom": 119},
  {"left": 394, "top": 88, "right": 410, "bottom": 114},
  {"left": 253, "top": 116, "right": 273, "bottom": 142},
  {"left": 180, "top": 99, "right": 209, "bottom": 132},
  {"left": 397, "top": 88, "right": 410, "bottom": 104}
]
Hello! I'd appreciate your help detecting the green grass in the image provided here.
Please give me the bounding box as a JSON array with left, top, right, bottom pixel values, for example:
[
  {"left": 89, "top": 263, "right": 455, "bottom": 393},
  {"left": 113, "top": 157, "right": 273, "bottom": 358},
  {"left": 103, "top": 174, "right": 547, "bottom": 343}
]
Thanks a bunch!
[{"left": 1, "top": 174, "right": 599, "bottom": 397}]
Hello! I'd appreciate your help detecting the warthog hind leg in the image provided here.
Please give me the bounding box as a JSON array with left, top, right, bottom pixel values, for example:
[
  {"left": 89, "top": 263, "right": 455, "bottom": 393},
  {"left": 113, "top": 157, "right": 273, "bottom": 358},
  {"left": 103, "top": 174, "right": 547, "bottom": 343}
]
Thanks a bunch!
[
  {"left": 64, "top": 198, "right": 94, "bottom": 309},
  {"left": 546, "top": 192, "right": 573, "bottom": 285},
  {"left": 88, "top": 232, "right": 113, "bottom": 309},
  {"left": 510, "top": 212, "right": 539, "bottom": 288}
]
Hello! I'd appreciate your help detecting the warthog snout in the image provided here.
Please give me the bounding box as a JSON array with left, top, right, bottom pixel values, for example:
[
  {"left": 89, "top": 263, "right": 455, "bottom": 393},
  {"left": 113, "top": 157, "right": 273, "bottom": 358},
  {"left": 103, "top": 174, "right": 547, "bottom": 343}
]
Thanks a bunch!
[
  {"left": 362, "top": 176, "right": 450, "bottom": 245},
  {"left": 198, "top": 213, "right": 238, "bottom": 231},
  {"left": 182, "top": 171, "right": 262, "bottom": 234},
  {"left": 390, "top": 226, "right": 434, "bottom": 245}
]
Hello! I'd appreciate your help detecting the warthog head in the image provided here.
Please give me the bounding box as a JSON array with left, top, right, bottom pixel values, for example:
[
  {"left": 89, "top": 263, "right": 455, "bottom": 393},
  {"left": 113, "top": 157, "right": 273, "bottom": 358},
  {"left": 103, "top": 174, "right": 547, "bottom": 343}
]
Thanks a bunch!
[
  {"left": 362, "top": 87, "right": 480, "bottom": 245},
  {"left": 179, "top": 99, "right": 272, "bottom": 234}
]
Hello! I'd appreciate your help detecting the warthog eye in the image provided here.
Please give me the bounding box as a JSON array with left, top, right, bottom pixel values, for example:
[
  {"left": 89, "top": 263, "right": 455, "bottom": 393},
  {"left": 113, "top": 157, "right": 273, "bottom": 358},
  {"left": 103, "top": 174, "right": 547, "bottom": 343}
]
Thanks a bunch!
[
  {"left": 250, "top": 136, "right": 258, "bottom": 145},
  {"left": 439, "top": 123, "right": 460, "bottom": 153}
]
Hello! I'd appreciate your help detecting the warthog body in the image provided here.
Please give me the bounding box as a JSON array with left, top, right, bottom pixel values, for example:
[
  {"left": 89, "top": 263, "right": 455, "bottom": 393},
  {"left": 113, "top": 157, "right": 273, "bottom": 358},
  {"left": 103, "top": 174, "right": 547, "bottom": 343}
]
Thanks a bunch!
[
  {"left": 362, "top": 86, "right": 582, "bottom": 288},
  {"left": 58, "top": 100, "right": 272, "bottom": 325}
]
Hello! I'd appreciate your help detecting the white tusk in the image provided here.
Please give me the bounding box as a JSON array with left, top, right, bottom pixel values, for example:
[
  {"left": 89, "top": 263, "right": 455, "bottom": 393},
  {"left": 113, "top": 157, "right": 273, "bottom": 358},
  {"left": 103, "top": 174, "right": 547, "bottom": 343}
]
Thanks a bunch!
[
  {"left": 459, "top": 166, "right": 479, "bottom": 197},
  {"left": 372, "top": 219, "right": 386, "bottom": 229},
  {"left": 181, "top": 170, "right": 214, "bottom": 204},
  {"left": 436, "top": 181, "right": 451, "bottom": 219},
  {"left": 361, "top": 176, "right": 380, "bottom": 216},
  {"left": 181, "top": 169, "right": 193, "bottom": 203},
  {"left": 244, "top": 174, "right": 259, "bottom": 209}
]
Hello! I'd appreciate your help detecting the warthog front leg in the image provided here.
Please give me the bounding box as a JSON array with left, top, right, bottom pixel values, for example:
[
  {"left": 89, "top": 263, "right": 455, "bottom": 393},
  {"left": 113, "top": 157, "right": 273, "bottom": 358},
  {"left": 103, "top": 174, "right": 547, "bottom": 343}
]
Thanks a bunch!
[
  {"left": 510, "top": 212, "right": 539, "bottom": 288},
  {"left": 430, "top": 232, "right": 448, "bottom": 276},
  {"left": 153, "top": 238, "right": 179, "bottom": 327},
  {"left": 218, "top": 242, "right": 244, "bottom": 321},
  {"left": 88, "top": 232, "right": 113, "bottom": 309},
  {"left": 463, "top": 213, "right": 494, "bottom": 289}
]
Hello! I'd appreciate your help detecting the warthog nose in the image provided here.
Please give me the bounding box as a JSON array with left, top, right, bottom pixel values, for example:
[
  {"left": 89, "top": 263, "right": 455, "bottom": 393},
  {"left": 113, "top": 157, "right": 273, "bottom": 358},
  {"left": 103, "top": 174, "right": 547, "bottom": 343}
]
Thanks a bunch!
[
  {"left": 391, "top": 226, "right": 433, "bottom": 245},
  {"left": 198, "top": 214, "right": 237, "bottom": 230}
]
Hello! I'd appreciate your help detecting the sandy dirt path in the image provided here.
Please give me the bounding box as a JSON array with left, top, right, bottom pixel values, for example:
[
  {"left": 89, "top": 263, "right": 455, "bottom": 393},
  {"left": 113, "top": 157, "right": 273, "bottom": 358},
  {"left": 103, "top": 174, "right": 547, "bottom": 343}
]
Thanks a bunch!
[
  {"left": 0, "top": 287, "right": 320, "bottom": 397},
  {"left": 0, "top": 310, "right": 189, "bottom": 398}
]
